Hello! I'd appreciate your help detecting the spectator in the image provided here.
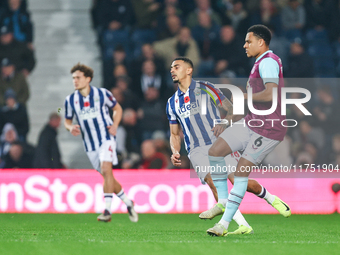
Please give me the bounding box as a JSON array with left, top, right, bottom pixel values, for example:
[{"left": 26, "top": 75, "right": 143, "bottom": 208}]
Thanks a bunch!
[
  {"left": 119, "top": 108, "right": 142, "bottom": 169},
  {"left": 111, "top": 76, "right": 139, "bottom": 110},
  {"left": 139, "top": 139, "right": 167, "bottom": 169},
  {"left": 191, "top": 11, "right": 220, "bottom": 76},
  {"left": 152, "top": 130, "right": 171, "bottom": 166},
  {"left": 103, "top": 44, "right": 131, "bottom": 89},
  {"left": 153, "top": 27, "right": 200, "bottom": 72},
  {"left": 2, "top": 141, "right": 32, "bottom": 168},
  {"left": 0, "top": 0, "right": 33, "bottom": 45},
  {"left": 0, "top": 58, "right": 29, "bottom": 105},
  {"left": 0, "top": 24, "right": 35, "bottom": 75},
  {"left": 33, "top": 113, "right": 64, "bottom": 169},
  {"left": 0, "top": 88, "right": 29, "bottom": 142},
  {"left": 291, "top": 119, "right": 325, "bottom": 154},
  {"left": 285, "top": 41, "right": 314, "bottom": 78},
  {"left": 313, "top": 86, "right": 339, "bottom": 137},
  {"left": 330, "top": 134, "right": 340, "bottom": 164},
  {"left": 137, "top": 87, "right": 167, "bottom": 140},
  {"left": 281, "top": 0, "right": 306, "bottom": 40},
  {"left": 268, "top": 26, "right": 290, "bottom": 70},
  {"left": 96, "top": 0, "right": 134, "bottom": 33},
  {"left": 186, "top": 0, "right": 221, "bottom": 29},
  {"left": 304, "top": 0, "right": 333, "bottom": 31},
  {"left": 222, "top": 0, "right": 250, "bottom": 35},
  {"left": 313, "top": 86, "right": 340, "bottom": 161},
  {"left": 250, "top": 0, "right": 282, "bottom": 36},
  {"left": 157, "top": 0, "right": 183, "bottom": 37},
  {"left": 131, "top": 0, "right": 160, "bottom": 56},
  {"left": 157, "top": 14, "right": 182, "bottom": 40},
  {"left": 131, "top": 43, "right": 166, "bottom": 82},
  {"left": 133, "top": 59, "right": 167, "bottom": 100},
  {"left": 212, "top": 25, "right": 250, "bottom": 77},
  {"left": 0, "top": 123, "right": 18, "bottom": 167},
  {"left": 106, "top": 64, "right": 128, "bottom": 89},
  {"left": 96, "top": 0, "right": 135, "bottom": 59}
]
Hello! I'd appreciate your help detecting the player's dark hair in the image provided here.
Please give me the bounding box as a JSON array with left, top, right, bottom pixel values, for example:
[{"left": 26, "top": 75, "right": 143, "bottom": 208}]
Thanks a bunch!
[
  {"left": 247, "top": 25, "right": 272, "bottom": 46},
  {"left": 173, "top": 57, "right": 194, "bottom": 70},
  {"left": 70, "top": 63, "right": 94, "bottom": 81}
]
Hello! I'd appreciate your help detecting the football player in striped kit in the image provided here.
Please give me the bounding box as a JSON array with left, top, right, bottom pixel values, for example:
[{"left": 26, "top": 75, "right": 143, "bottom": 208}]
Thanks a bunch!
[
  {"left": 64, "top": 63, "right": 138, "bottom": 223},
  {"left": 167, "top": 57, "right": 290, "bottom": 235}
]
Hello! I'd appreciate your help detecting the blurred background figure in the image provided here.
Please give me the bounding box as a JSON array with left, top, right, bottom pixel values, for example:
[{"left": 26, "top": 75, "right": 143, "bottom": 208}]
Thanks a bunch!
[
  {"left": 285, "top": 40, "right": 314, "bottom": 78},
  {"left": 33, "top": 113, "right": 64, "bottom": 169},
  {"left": 0, "top": 88, "right": 29, "bottom": 142},
  {"left": 0, "top": 0, "right": 34, "bottom": 46},
  {"left": 1, "top": 140, "right": 32, "bottom": 168},
  {"left": 139, "top": 139, "right": 167, "bottom": 169},
  {"left": 281, "top": 0, "right": 306, "bottom": 41},
  {"left": 212, "top": 25, "right": 249, "bottom": 77},
  {"left": 137, "top": 87, "right": 167, "bottom": 140},
  {"left": 0, "top": 24, "right": 35, "bottom": 76},
  {"left": 0, "top": 123, "right": 18, "bottom": 168},
  {"left": 0, "top": 57, "right": 29, "bottom": 105}
]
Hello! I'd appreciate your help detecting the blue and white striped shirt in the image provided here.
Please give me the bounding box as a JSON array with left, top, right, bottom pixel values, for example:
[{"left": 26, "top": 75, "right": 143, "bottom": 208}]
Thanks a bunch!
[
  {"left": 64, "top": 86, "right": 117, "bottom": 152},
  {"left": 166, "top": 79, "right": 225, "bottom": 154}
]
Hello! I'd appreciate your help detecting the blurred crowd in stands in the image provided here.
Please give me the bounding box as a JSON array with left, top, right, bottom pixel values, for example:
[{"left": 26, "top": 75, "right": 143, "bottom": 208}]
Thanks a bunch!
[{"left": 1, "top": 0, "right": 340, "bottom": 170}]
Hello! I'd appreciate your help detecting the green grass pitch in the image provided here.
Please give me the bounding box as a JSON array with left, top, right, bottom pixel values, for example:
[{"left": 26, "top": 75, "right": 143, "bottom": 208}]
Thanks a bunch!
[{"left": 0, "top": 213, "right": 339, "bottom": 255}]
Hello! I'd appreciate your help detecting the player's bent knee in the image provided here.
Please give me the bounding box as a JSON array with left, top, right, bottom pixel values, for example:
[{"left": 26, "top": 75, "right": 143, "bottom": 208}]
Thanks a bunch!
[{"left": 208, "top": 145, "right": 223, "bottom": 157}]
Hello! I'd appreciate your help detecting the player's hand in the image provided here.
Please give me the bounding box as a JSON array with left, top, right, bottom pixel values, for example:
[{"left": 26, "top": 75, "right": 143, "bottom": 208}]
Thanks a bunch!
[
  {"left": 107, "top": 125, "right": 117, "bottom": 136},
  {"left": 211, "top": 124, "right": 226, "bottom": 137},
  {"left": 70, "top": 125, "right": 81, "bottom": 136},
  {"left": 171, "top": 153, "right": 181, "bottom": 167}
]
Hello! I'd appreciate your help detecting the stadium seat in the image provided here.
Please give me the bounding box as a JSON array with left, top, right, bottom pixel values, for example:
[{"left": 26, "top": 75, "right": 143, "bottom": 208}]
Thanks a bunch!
[
  {"left": 102, "top": 29, "right": 131, "bottom": 60},
  {"left": 131, "top": 29, "right": 157, "bottom": 58},
  {"left": 306, "top": 29, "right": 329, "bottom": 43}
]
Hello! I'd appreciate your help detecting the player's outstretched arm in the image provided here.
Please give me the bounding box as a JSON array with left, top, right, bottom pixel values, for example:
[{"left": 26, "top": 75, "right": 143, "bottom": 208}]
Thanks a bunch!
[
  {"left": 169, "top": 123, "right": 181, "bottom": 167},
  {"left": 64, "top": 118, "right": 80, "bottom": 136},
  {"left": 107, "top": 102, "right": 123, "bottom": 136}
]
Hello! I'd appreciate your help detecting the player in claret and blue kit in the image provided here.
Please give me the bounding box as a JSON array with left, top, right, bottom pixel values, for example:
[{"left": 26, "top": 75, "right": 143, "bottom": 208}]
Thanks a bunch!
[{"left": 207, "top": 25, "right": 291, "bottom": 237}]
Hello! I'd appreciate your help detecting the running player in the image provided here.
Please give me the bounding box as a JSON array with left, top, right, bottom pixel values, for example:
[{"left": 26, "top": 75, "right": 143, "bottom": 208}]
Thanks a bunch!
[
  {"left": 167, "top": 57, "right": 290, "bottom": 235},
  {"left": 64, "top": 63, "right": 138, "bottom": 223},
  {"left": 207, "top": 25, "right": 290, "bottom": 237}
]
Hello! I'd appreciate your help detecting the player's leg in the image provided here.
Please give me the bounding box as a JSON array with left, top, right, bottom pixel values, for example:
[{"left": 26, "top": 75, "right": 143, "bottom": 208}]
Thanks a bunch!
[
  {"left": 228, "top": 173, "right": 291, "bottom": 217},
  {"left": 203, "top": 173, "right": 218, "bottom": 202},
  {"left": 191, "top": 146, "right": 227, "bottom": 217},
  {"left": 207, "top": 131, "right": 283, "bottom": 236},
  {"left": 86, "top": 150, "right": 112, "bottom": 222},
  {"left": 99, "top": 141, "right": 138, "bottom": 222},
  {"left": 199, "top": 155, "right": 253, "bottom": 235},
  {"left": 207, "top": 157, "right": 253, "bottom": 236}
]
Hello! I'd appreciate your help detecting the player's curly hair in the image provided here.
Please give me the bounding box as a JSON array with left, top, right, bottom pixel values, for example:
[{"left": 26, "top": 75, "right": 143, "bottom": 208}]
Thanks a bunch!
[
  {"left": 70, "top": 63, "right": 94, "bottom": 81},
  {"left": 247, "top": 25, "right": 271, "bottom": 46}
]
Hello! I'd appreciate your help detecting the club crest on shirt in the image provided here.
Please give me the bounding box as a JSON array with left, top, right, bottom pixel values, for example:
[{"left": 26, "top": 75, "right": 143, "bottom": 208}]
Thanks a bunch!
[
  {"left": 194, "top": 88, "right": 201, "bottom": 96},
  {"left": 94, "top": 96, "right": 99, "bottom": 102}
]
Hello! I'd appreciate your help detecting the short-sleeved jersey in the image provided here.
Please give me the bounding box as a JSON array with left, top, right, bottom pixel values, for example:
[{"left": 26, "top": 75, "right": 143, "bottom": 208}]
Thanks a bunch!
[
  {"left": 166, "top": 79, "right": 226, "bottom": 154},
  {"left": 245, "top": 50, "right": 287, "bottom": 141},
  {"left": 64, "top": 86, "right": 117, "bottom": 152}
]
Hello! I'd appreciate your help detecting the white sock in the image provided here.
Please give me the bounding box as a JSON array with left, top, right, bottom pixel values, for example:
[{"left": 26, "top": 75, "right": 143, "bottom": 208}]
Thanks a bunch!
[
  {"left": 257, "top": 185, "right": 275, "bottom": 204},
  {"left": 232, "top": 209, "right": 250, "bottom": 228},
  {"left": 218, "top": 198, "right": 228, "bottom": 207},
  {"left": 104, "top": 193, "right": 113, "bottom": 211},
  {"left": 219, "top": 219, "right": 230, "bottom": 230},
  {"left": 116, "top": 189, "right": 132, "bottom": 207}
]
